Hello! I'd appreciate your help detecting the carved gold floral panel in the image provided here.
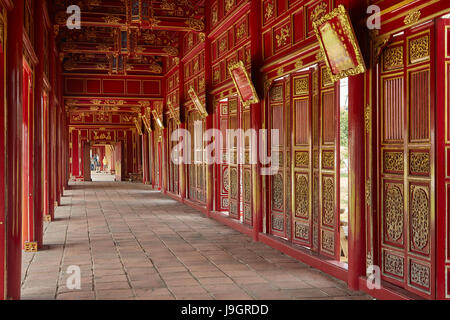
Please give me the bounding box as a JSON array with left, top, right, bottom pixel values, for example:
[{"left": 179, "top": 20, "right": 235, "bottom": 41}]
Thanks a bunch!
[
  {"left": 321, "top": 230, "right": 334, "bottom": 254},
  {"left": 383, "top": 46, "right": 404, "bottom": 72},
  {"left": 322, "top": 150, "right": 334, "bottom": 169},
  {"left": 409, "top": 260, "right": 430, "bottom": 291},
  {"left": 294, "top": 77, "right": 309, "bottom": 96},
  {"left": 322, "top": 176, "right": 334, "bottom": 227},
  {"left": 409, "top": 151, "right": 430, "bottom": 176},
  {"left": 383, "top": 250, "right": 404, "bottom": 279},
  {"left": 409, "top": 35, "right": 429, "bottom": 65},
  {"left": 295, "top": 174, "right": 309, "bottom": 219},
  {"left": 410, "top": 185, "right": 430, "bottom": 254},
  {"left": 295, "top": 222, "right": 309, "bottom": 241},
  {"left": 383, "top": 150, "right": 404, "bottom": 174},
  {"left": 295, "top": 151, "right": 309, "bottom": 168},
  {"left": 272, "top": 215, "right": 284, "bottom": 231},
  {"left": 272, "top": 174, "right": 284, "bottom": 211},
  {"left": 384, "top": 183, "right": 404, "bottom": 245}
]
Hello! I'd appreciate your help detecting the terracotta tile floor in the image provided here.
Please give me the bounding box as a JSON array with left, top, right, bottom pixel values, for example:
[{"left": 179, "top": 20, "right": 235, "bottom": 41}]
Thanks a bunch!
[{"left": 21, "top": 181, "right": 372, "bottom": 300}]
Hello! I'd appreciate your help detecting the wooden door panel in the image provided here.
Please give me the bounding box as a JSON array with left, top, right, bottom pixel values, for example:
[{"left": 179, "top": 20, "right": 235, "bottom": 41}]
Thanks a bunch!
[
  {"left": 269, "top": 82, "right": 287, "bottom": 238},
  {"left": 292, "top": 72, "right": 312, "bottom": 247},
  {"left": 378, "top": 23, "right": 435, "bottom": 298},
  {"left": 436, "top": 18, "right": 450, "bottom": 300}
]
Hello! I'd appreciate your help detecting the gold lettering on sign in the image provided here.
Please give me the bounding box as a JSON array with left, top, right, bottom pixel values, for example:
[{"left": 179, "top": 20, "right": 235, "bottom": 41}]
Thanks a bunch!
[
  {"left": 294, "top": 78, "right": 309, "bottom": 95},
  {"left": 409, "top": 35, "right": 429, "bottom": 64}
]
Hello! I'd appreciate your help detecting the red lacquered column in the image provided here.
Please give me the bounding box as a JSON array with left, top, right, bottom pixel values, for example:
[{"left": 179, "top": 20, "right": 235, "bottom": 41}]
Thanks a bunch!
[
  {"left": 250, "top": 0, "right": 263, "bottom": 241},
  {"left": 204, "top": 6, "right": 213, "bottom": 216},
  {"left": 6, "top": 0, "right": 24, "bottom": 300},
  {"left": 33, "top": 0, "right": 47, "bottom": 247}
]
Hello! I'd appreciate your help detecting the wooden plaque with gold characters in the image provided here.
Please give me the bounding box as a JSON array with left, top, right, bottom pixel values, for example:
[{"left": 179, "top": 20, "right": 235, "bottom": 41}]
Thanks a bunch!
[
  {"left": 228, "top": 60, "right": 260, "bottom": 107},
  {"left": 188, "top": 86, "right": 208, "bottom": 118},
  {"left": 313, "top": 5, "right": 366, "bottom": 82}
]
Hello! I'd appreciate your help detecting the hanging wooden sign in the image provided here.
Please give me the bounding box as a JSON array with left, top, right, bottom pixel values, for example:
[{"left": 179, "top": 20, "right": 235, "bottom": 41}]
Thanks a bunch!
[
  {"left": 188, "top": 86, "right": 208, "bottom": 118},
  {"left": 152, "top": 109, "right": 164, "bottom": 129},
  {"left": 167, "top": 100, "right": 181, "bottom": 125},
  {"left": 228, "top": 60, "right": 259, "bottom": 107},
  {"left": 134, "top": 116, "right": 143, "bottom": 135},
  {"left": 313, "top": 5, "right": 366, "bottom": 82}
]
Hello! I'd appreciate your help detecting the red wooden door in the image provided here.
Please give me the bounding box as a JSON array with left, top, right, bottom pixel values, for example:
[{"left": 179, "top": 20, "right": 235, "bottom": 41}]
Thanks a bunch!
[
  {"left": 377, "top": 22, "right": 435, "bottom": 299},
  {"left": 228, "top": 97, "right": 240, "bottom": 220},
  {"left": 291, "top": 70, "right": 313, "bottom": 248},
  {"left": 268, "top": 78, "right": 290, "bottom": 239},
  {"left": 216, "top": 101, "right": 229, "bottom": 212},
  {"left": 436, "top": 17, "right": 450, "bottom": 300},
  {"left": 317, "top": 65, "right": 340, "bottom": 260},
  {"left": 267, "top": 67, "right": 340, "bottom": 259}
]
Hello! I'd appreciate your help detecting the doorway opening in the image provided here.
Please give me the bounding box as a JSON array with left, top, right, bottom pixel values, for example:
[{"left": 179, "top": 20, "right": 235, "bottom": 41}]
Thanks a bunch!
[
  {"left": 339, "top": 78, "right": 349, "bottom": 263},
  {"left": 90, "top": 144, "right": 117, "bottom": 182}
]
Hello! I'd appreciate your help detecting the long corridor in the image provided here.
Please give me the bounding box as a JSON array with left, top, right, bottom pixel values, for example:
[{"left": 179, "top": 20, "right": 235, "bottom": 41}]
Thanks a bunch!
[{"left": 20, "top": 182, "right": 371, "bottom": 300}]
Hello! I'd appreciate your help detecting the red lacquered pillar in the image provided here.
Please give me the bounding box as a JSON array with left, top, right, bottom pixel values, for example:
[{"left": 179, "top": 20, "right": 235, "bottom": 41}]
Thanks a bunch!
[
  {"left": 250, "top": 0, "right": 263, "bottom": 241},
  {"left": 6, "top": 0, "right": 24, "bottom": 300},
  {"left": 204, "top": 6, "right": 213, "bottom": 216},
  {"left": 142, "top": 133, "right": 149, "bottom": 184},
  {"left": 33, "top": 0, "right": 47, "bottom": 247}
]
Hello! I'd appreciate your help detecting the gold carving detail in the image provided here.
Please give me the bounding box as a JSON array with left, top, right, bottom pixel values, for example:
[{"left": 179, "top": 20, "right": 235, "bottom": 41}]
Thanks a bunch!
[
  {"left": 385, "top": 184, "right": 404, "bottom": 242},
  {"left": 410, "top": 186, "right": 429, "bottom": 250},
  {"left": 295, "top": 151, "right": 309, "bottom": 168},
  {"left": 276, "top": 25, "right": 290, "bottom": 47},
  {"left": 410, "top": 152, "right": 430, "bottom": 175},
  {"left": 322, "top": 151, "right": 334, "bottom": 169},
  {"left": 384, "top": 151, "right": 404, "bottom": 173},
  {"left": 404, "top": 10, "right": 421, "bottom": 26},
  {"left": 310, "top": 2, "right": 328, "bottom": 22},
  {"left": 295, "top": 222, "right": 309, "bottom": 240},
  {"left": 409, "top": 35, "right": 429, "bottom": 64},
  {"left": 272, "top": 174, "right": 284, "bottom": 210},
  {"left": 265, "top": 2, "right": 274, "bottom": 21},
  {"left": 295, "top": 175, "right": 309, "bottom": 218},
  {"left": 410, "top": 262, "right": 430, "bottom": 289},
  {"left": 384, "top": 252, "right": 404, "bottom": 277},
  {"left": 383, "top": 46, "right": 403, "bottom": 70},
  {"left": 294, "top": 78, "right": 309, "bottom": 95},
  {"left": 322, "top": 177, "right": 334, "bottom": 226}
]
